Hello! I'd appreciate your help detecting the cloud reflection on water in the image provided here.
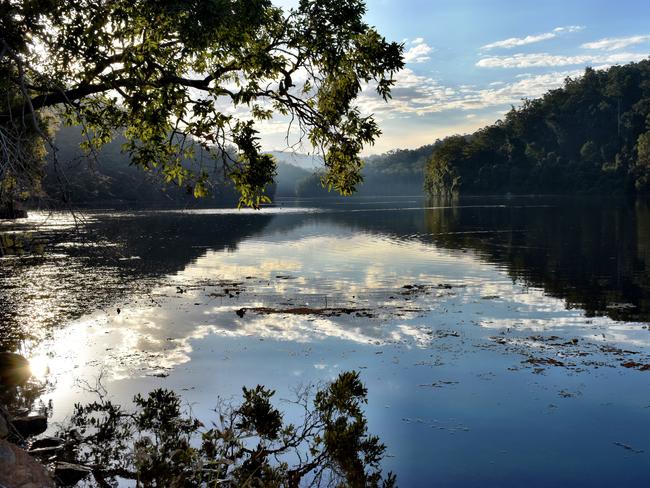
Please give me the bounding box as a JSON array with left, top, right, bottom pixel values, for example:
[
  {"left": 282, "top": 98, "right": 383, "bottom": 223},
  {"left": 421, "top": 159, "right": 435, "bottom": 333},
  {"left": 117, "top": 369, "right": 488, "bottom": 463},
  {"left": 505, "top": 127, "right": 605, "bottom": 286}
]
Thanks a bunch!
[{"left": 27, "top": 227, "right": 650, "bottom": 398}]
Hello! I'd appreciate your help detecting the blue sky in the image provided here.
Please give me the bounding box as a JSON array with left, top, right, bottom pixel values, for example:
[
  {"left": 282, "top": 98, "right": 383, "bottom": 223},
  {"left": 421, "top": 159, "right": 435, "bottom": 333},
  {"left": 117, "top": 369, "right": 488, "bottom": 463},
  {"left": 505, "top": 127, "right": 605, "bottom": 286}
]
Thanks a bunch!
[{"left": 267, "top": 0, "right": 650, "bottom": 154}]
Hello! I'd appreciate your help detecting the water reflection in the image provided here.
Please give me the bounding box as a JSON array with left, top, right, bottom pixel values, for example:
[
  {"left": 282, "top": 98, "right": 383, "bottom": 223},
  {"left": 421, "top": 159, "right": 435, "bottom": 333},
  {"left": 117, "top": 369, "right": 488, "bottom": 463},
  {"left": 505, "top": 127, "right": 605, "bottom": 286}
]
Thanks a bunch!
[
  {"left": 20, "top": 207, "right": 650, "bottom": 397},
  {"left": 2, "top": 197, "right": 650, "bottom": 486},
  {"left": 3, "top": 197, "right": 650, "bottom": 366},
  {"left": 423, "top": 196, "right": 650, "bottom": 322},
  {"left": 0, "top": 210, "right": 276, "bottom": 351},
  {"left": 24, "top": 233, "right": 477, "bottom": 382}
]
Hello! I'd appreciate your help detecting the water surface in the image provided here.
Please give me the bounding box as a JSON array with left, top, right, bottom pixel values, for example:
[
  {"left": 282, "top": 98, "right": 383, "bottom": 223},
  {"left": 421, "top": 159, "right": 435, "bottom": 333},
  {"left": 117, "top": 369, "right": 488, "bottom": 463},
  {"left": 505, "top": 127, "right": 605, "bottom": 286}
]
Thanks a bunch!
[{"left": 1, "top": 196, "right": 650, "bottom": 486}]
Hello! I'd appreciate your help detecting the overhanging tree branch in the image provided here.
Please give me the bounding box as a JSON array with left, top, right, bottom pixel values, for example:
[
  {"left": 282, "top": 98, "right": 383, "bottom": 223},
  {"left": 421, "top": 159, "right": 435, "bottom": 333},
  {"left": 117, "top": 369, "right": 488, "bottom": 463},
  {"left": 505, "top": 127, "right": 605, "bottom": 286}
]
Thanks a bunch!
[{"left": 0, "top": 0, "right": 404, "bottom": 208}]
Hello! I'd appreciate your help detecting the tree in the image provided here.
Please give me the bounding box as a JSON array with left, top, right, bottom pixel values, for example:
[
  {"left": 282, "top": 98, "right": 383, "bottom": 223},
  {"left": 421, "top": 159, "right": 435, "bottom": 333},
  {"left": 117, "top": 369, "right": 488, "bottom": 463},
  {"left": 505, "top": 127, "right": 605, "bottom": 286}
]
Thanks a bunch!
[
  {"left": 0, "top": 0, "right": 404, "bottom": 208},
  {"left": 423, "top": 60, "right": 650, "bottom": 197},
  {"left": 424, "top": 135, "right": 465, "bottom": 196},
  {"left": 579, "top": 140, "right": 599, "bottom": 165},
  {"left": 636, "top": 130, "right": 650, "bottom": 190},
  {"left": 52, "top": 371, "right": 396, "bottom": 487}
]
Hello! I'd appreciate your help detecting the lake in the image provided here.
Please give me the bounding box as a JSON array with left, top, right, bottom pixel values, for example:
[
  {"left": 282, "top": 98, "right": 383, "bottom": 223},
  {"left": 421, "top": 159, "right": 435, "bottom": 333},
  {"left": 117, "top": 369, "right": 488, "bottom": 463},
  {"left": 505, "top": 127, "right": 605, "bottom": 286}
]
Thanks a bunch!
[{"left": 1, "top": 195, "right": 650, "bottom": 486}]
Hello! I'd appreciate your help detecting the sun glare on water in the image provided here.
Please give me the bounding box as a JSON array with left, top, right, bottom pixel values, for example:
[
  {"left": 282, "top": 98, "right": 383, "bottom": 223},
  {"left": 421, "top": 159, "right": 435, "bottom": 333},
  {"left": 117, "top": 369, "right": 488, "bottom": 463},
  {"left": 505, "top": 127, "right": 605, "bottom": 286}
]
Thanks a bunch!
[{"left": 27, "top": 354, "right": 51, "bottom": 381}]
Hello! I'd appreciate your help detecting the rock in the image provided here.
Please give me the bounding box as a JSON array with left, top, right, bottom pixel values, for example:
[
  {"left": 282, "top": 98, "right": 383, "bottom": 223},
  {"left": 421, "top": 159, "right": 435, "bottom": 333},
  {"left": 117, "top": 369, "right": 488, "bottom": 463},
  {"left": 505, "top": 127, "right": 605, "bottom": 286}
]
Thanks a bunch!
[
  {"left": 0, "top": 352, "right": 32, "bottom": 386},
  {"left": 0, "top": 413, "right": 8, "bottom": 439},
  {"left": 28, "top": 437, "right": 66, "bottom": 458},
  {"left": 28, "top": 445, "right": 64, "bottom": 458},
  {"left": 0, "top": 438, "right": 55, "bottom": 487},
  {"left": 11, "top": 407, "right": 30, "bottom": 417},
  {"left": 10, "top": 415, "right": 47, "bottom": 438},
  {"left": 30, "top": 437, "right": 65, "bottom": 450},
  {"left": 54, "top": 462, "right": 91, "bottom": 486},
  {"left": 0, "top": 439, "right": 16, "bottom": 465}
]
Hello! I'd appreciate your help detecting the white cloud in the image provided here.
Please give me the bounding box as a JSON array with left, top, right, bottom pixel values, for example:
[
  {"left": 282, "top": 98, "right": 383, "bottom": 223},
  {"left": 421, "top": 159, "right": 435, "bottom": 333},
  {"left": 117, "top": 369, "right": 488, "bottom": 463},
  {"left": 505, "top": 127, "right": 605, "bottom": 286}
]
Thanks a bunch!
[
  {"left": 481, "top": 25, "right": 584, "bottom": 50},
  {"left": 481, "top": 33, "right": 556, "bottom": 50},
  {"left": 476, "top": 51, "right": 649, "bottom": 68},
  {"left": 582, "top": 35, "right": 650, "bottom": 51},
  {"left": 404, "top": 39, "right": 434, "bottom": 63},
  {"left": 553, "top": 26, "right": 585, "bottom": 34},
  {"left": 356, "top": 68, "right": 580, "bottom": 119}
]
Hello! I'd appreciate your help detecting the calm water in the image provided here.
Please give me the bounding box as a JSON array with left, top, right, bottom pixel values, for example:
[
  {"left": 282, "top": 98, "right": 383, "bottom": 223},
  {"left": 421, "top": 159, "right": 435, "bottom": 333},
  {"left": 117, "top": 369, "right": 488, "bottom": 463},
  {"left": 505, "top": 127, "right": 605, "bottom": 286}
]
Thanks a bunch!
[{"left": 2, "top": 196, "right": 650, "bottom": 486}]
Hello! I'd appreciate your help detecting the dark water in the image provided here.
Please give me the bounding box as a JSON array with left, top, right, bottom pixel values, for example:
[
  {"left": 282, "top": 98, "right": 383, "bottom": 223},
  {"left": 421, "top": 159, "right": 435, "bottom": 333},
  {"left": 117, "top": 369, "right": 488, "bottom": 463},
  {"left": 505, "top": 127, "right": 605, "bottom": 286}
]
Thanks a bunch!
[{"left": 1, "top": 196, "right": 650, "bottom": 486}]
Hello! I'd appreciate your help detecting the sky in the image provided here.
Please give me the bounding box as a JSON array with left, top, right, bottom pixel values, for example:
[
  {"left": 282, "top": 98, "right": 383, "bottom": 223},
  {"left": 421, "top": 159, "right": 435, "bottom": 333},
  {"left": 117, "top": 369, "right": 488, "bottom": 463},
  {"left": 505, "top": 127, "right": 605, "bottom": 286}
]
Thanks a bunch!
[{"left": 263, "top": 0, "right": 650, "bottom": 155}]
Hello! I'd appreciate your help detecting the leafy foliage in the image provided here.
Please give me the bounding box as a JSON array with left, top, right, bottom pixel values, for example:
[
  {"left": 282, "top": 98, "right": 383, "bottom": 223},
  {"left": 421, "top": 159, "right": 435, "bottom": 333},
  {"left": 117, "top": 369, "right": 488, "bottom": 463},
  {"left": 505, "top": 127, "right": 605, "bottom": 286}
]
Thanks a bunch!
[
  {"left": 58, "top": 371, "right": 396, "bottom": 487},
  {"left": 0, "top": 0, "right": 403, "bottom": 208},
  {"left": 425, "top": 61, "right": 650, "bottom": 196}
]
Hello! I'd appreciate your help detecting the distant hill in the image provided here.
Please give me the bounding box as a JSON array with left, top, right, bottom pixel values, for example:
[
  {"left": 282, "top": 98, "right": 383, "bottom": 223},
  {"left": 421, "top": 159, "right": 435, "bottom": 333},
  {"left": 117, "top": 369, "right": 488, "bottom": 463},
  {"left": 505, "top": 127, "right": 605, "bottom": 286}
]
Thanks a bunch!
[
  {"left": 43, "top": 133, "right": 321, "bottom": 203},
  {"left": 268, "top": 151, "right": 323, "bottom": 170},
  {"left": 281, "top": 145, "right": 435, "bottom": 198},
  {"left": 362, "top": 145, "right": 435, "bottom": 195},
  {"left": 43, "top": 126, "right": 242, "bottom": 207},
  {"left": 41, "top": 127, "right": 435, "bottom": 206},
  {"left": 274, "top": 161, "right": 312, "bottom": 197},
  {"left": 425, "top": 60, "right": 650, "bottom": 196}
]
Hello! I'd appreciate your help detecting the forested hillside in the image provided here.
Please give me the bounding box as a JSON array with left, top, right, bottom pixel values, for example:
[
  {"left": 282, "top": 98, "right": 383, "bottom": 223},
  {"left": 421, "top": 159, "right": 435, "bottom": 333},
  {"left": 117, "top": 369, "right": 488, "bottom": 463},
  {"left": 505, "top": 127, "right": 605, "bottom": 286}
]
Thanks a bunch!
[
  {"left": 425, "top": 60, "right": 650, "bottom": 196},
  {"left": 40, "top": 126, "right": 432, "bottom": 205},
  {"left": 362, "top": 145, "right": 435, "bottom": 194},
  {"left": 293, "top": 145, "right": 434, "bottom": 197},
  {"left": 43, "top": 126, "right": 243, "bottom": 207}
]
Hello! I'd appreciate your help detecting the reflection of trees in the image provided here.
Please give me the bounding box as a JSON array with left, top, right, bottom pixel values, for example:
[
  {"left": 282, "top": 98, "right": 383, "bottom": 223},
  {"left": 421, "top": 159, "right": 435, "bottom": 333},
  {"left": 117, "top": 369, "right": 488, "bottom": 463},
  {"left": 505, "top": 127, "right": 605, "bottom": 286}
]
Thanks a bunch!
[
  {"left": 633, "top": 200, "right": 650, "bottom": 317},
  {"left": 0, "top": 212, "right": 274, "bottom": 351},
  {"left": 0, "top": 378, "right": 50, "bottom": 431},
  {"left": 0, "top": 232, "right": 44, "bottom": 257},
  {"left": 423, "top": 196, "right": 650, "bottom": 322},
  {"left": 4, "top": 196, "right": 650, "bottom": 354},
  {"left": 56, "top": 371, "right": 395, "bottom": 488}
]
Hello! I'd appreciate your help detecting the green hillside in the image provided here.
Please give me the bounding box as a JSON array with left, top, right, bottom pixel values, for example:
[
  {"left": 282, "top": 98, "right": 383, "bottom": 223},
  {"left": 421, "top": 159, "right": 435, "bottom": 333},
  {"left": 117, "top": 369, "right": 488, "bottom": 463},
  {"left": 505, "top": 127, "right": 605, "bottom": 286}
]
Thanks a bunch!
[{"left": 425, "top": 60, "right": 650, "bottom": 196}]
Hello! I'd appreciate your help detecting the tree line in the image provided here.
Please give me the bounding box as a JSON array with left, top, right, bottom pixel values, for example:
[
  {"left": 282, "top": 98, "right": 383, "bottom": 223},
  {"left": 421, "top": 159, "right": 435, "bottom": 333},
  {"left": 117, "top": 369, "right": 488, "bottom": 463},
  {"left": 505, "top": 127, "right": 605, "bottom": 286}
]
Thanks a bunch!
[{"left": 425, "top": 60, "right": 650, "bottom": 196}]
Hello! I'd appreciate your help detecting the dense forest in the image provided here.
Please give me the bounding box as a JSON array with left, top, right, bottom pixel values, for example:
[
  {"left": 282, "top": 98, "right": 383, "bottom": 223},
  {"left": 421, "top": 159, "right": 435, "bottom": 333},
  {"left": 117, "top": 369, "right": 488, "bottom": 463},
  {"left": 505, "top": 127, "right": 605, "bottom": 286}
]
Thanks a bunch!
[{"left": 425, "top": 60, "right": 650, "bottom": 196}]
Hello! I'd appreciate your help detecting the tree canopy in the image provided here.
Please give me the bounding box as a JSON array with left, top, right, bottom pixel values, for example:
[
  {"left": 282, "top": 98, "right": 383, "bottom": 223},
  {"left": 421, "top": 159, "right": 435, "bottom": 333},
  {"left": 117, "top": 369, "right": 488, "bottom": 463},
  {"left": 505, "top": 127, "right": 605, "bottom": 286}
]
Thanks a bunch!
[
  {"left": 425, "top": 60, "right": 650, "bottom": 196},
  {"left": 0, "top": 0, "right": 403, "bottom": 208}
]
